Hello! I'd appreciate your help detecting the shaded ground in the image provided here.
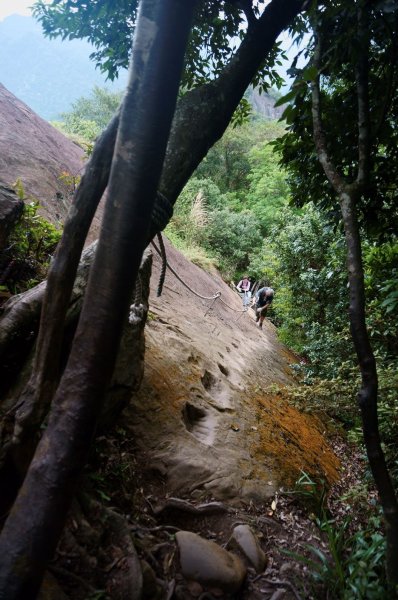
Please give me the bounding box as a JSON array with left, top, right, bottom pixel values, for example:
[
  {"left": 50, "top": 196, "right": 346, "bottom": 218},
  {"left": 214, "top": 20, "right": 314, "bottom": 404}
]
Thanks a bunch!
[{"left": 46, "top": 418, "right": 369, "bottom": 600}]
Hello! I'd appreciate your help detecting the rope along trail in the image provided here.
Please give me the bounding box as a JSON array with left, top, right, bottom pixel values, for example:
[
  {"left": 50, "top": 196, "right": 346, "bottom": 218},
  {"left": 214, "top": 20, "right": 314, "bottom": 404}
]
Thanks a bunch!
[{"left": 150, "top": 237, "right": 248, "bottom": 313}]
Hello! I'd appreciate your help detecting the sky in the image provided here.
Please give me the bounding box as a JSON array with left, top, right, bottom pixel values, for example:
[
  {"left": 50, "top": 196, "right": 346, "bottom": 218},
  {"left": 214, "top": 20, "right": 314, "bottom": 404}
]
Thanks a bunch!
[{"left": 0, "top": 0, "right": 36, "bottom": 20}]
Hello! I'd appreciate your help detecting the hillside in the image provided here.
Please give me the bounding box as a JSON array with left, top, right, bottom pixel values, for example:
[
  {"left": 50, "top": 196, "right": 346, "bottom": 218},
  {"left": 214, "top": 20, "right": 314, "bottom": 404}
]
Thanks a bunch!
[{"left": 132, "top": 238, "right": 338, "bottom": 502}]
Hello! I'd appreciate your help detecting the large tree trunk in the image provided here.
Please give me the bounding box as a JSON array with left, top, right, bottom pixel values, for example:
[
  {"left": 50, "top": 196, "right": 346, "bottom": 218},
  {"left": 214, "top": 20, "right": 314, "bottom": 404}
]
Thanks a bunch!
[
  {"left": 340, "top": 190, "right": 398, "bottom": 585},
  {"left": 0, "top": 0, "right": 196, "bottom": 596}
]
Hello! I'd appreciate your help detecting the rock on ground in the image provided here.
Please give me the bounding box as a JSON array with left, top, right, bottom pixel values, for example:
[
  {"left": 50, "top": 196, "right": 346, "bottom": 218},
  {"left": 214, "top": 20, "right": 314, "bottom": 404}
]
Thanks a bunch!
[
  {"left": 176, "top": 530, "right": 246, "bottom": 594},
  {"left": 230, "top": 524, "right": 267, "bottom": 573}
]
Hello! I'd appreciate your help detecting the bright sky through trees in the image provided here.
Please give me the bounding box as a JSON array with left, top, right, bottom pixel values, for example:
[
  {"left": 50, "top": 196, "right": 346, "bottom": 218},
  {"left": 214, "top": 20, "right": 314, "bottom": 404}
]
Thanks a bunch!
[{"left": 0, "top": 0, "right": 41, "bottom": 19}]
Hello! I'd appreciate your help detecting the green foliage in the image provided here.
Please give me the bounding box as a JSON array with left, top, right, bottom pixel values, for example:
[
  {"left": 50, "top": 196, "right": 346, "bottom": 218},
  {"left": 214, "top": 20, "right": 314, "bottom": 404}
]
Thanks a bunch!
[
  {"left": 347, "top": 364, "right": 398, "bottom": 483},
  {"left": 1, "top": 193, "right": 61, "bottom": 295},
  {"left": 176, "top": 177, "right": 227, "bottom": 214},
  {"left": 170, "top": 159, "right": 275, "bottom": 279},
  {"left": 256, "top": 204, "right": 353, "bottom": 375},
  {"left": 196, "top": 120, "right": 285, "bottom": 201},
  {"left": 177, "top": 119, "right": 291, "bottom": 279},
  {"left": 58, "top": 86, "right": 123, "bottom": 141},
  {"left": 164, "top": 226, "right": 217, "bottom": 273},
  {"left": 299, "top": 517, "right": 388, "bottom": 600},
  {"left": 285, "top": 359, "right": 398, "bottom": 488},
  {"left": 169, "top": 183, "right": 210, "bottom": 248},
  {"left": 364, "top": 241, "right": 398, "bottom": 358},
  {"left": 51, "top": 119, "right": 98, "bottom": 152},
  {"left": 246, "top": 142, "right": 291, "bottom": 234},
  {"left": 274, "top": 2, "right": 398, "bottom": 235},
  {"left": 288, "top": 472, "right": 389, "bottom": 599},
  {"left": 205, "top": 208, "right": 262, "bottom": 278}
]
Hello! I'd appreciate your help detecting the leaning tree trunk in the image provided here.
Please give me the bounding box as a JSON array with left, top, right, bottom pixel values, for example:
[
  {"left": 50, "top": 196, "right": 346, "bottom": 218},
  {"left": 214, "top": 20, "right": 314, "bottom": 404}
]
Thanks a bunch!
[{"left": 0, "top": 1, "right": 196, "bottom": 597}]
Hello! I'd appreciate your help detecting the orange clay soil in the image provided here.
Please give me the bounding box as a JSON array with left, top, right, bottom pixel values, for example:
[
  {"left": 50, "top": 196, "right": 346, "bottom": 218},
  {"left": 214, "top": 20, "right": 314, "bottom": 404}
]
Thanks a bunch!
[{"left": 250, "top": 390, "right": 339, "bottom": 486}]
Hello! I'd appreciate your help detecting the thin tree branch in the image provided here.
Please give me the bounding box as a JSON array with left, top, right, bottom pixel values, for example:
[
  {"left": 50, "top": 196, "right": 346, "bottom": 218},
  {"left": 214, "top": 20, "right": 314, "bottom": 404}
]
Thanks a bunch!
[{"left": 13, "top": 112, "right": 120, "bottom": 439}]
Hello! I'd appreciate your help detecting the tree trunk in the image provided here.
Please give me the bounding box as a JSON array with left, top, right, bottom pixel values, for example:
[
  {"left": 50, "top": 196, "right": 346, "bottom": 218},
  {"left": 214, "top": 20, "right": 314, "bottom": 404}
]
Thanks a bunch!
[
  {"left": 311, "top": 8, "right": 398, "bottom": 585},
  {"left": 0, "top": 1, "right": 196, "bottom": 597},
  {"left": 340, "top": 190, "right": 398, "bottom": 586}
]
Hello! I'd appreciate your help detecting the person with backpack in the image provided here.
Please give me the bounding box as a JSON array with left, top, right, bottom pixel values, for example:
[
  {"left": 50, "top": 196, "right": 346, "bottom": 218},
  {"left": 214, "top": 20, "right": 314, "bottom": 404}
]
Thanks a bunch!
[
  {"left": 254, "top": 286, "right": 274, "bottom": 329},
  {"left": 236, "top": 276, "right": 252, "bottom": 308}
]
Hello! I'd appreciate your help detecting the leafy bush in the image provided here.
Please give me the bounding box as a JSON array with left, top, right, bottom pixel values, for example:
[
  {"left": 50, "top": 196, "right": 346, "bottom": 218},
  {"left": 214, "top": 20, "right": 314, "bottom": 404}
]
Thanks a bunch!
[
  {"left": 289, "top": 472, "right": 389, "bottom": 599},
  {"left": 0, "top": 198, "right": 61, "bottom": 296},
  {"left": 59, "top": 86, "right": 123, "bottom": 139},
  {"left": 164, "top": 227, "right": 216, "bottom": 273},
  {"left": 204, "top": 208, "right": 262, "bottom": 278}
]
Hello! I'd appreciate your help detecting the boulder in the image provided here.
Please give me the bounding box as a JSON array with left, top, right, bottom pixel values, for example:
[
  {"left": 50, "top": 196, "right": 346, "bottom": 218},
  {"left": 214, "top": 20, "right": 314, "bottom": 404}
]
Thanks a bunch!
[
  {"left": 230, "top": 524, "right": 267, "bottom": 573},
  {"left": 0, "top": 184, "right": 24, "bottom": 251},
  {"left": 176, "top": 530, "right": 246, "bottom": 594}
]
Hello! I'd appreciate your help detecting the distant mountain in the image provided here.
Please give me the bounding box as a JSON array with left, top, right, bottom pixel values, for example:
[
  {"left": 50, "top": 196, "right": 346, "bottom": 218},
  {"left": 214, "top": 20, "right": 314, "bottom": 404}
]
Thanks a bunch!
[
  {"left": 246, "top": 87, "right": 285, "bottom": 120},
  {"left": 0, "top": 15, "right": 127, "bottom": 120}
]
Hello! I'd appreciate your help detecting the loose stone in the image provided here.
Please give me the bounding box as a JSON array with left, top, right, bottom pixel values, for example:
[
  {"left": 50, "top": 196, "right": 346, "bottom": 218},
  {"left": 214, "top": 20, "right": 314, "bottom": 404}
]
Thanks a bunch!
[
  {"left": 176, "top": 530, "right": 246, "bottom": 593},
  {"left": 230, "top": 524, "right": 267, "bottom": 572}
]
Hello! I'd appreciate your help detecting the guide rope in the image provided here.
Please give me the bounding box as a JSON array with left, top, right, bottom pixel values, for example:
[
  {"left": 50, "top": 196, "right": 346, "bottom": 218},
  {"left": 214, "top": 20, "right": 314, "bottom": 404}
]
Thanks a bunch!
[{"left": 150, "top": 238, "right": 248, "bottom": 313}]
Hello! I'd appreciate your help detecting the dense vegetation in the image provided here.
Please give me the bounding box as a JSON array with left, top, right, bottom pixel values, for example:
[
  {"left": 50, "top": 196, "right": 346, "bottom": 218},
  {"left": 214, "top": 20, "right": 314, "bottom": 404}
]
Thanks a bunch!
[{"left": 0, "top": 187, "right": 61, "bottom": 299}]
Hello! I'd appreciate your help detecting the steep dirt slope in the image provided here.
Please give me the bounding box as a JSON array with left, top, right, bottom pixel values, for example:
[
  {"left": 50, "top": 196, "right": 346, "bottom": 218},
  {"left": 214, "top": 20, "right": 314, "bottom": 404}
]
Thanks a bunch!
[{"left": 124, "top": 238, "right": 339, "bottom": 504}]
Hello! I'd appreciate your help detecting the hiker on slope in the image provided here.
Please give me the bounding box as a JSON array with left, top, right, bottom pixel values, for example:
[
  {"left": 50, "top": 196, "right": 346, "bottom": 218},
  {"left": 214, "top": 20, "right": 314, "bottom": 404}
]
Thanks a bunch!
[
  {"left": 254, "top": 286, "right": 274, "bottom": 329},
  {"left": 236, "top": 275, "right": 251, "bottom": 308}
]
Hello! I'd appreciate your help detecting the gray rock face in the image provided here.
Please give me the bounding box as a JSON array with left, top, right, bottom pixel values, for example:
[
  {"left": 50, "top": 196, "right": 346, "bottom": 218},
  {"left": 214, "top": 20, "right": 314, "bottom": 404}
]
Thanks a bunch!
[
  {"left": 0, "top": 83, "right": 85, "bottom": 224},
  {"left": 0, "top": 84, "right": 107, "bottom": 244},
  {"left": 176, "top": 530, "right": 246, "bottom": 593},
  {"left": 125, "top": 237, "right": 339, "bottom": 504},
  {"left": 231, "top": 524, "right": 267, "bottom": 573},
  {"left": 0, "top": 184, "right": 24, "bottom": 251}
]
